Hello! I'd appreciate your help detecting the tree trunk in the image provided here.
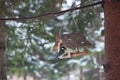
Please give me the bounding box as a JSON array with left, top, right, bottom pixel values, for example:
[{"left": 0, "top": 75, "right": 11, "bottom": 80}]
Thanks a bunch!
[
  {"left": 79, "top": 67, "right": 83, "bottom": 80},
  {"left": 0, "top": 1, "right": 7, "bottom": 80},
  {"left": 104, "top": 0, "right": 120, "bottom": 80},
  {"left": 23, "top": 73, "right": 27, "bottom": 80},
  {"left": 98, "top": 53, "right": 102, "bottom": 80},
  {"left": 0, "top": 20, "right": 7, "bottom": 80}
]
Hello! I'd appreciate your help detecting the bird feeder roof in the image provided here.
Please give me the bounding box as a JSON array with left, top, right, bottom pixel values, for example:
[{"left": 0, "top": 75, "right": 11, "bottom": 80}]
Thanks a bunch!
[{"left": 56, "top": 32, "right": 91, "bottom": 48}]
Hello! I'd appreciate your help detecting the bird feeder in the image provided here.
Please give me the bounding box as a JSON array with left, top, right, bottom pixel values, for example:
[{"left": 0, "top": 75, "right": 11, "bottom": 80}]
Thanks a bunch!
[{"left": 52, "top": 32, "right": 91, "bottom": 59}]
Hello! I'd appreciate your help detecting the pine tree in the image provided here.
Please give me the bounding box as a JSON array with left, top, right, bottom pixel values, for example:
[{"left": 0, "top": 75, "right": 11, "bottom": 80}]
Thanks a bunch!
[{"left": 104, "top": 0, "right": 120, "bottom": 80}]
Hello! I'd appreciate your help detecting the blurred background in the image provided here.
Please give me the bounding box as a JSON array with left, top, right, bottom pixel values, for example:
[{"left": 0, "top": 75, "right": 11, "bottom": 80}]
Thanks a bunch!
[{"left": 5, "top": 0, "right": 104, "bottom": 80}]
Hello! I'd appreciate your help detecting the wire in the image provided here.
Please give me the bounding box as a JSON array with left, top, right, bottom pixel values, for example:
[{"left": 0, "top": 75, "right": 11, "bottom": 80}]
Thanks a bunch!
[{"left": 0, "top": 1, "right": 102, "bottom": 21}]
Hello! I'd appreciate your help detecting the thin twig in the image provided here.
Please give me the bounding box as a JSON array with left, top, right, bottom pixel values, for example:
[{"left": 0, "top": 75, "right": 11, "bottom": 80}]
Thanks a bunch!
[{"left": 0, "top": 1, "right": 102, "bottom": 21}]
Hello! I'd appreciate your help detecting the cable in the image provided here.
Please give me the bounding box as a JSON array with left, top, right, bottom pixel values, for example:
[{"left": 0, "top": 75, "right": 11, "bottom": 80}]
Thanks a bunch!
[{"left": 0, "top": 1, "right": 102, "bottom": 21}]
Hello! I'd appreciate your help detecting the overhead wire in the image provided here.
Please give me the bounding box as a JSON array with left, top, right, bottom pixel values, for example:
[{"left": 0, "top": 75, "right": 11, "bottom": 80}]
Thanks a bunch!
[{"left": 0, "top": 1, "right": 102, "bottom": 21}]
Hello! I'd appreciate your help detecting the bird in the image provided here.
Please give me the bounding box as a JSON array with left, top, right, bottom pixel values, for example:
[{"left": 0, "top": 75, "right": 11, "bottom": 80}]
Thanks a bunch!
[{"left": 56, "top": 47, "right": 66, "bottom": 58}]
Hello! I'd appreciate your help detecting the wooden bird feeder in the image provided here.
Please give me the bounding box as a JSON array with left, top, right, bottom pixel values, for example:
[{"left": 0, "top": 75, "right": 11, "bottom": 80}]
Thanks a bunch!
[{"left": 52, "top": 32, "right": 91, "bottom": 59}]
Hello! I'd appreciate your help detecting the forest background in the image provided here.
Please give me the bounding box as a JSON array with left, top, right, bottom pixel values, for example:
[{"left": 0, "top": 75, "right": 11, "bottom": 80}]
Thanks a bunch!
[{"left": 0, "top": 0, "right": 104, "bottom": 80}]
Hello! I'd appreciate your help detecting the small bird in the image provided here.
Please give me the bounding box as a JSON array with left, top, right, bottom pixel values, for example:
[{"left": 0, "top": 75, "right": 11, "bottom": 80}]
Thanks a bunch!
[{"left": 56, "top": 47, "right": 66, "bottom": 58}]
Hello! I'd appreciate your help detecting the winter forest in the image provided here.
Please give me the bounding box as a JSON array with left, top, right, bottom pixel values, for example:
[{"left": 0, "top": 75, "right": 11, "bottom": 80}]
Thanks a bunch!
[{"left": 0, "top": 0, "right": 120, "bottom": 80}]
